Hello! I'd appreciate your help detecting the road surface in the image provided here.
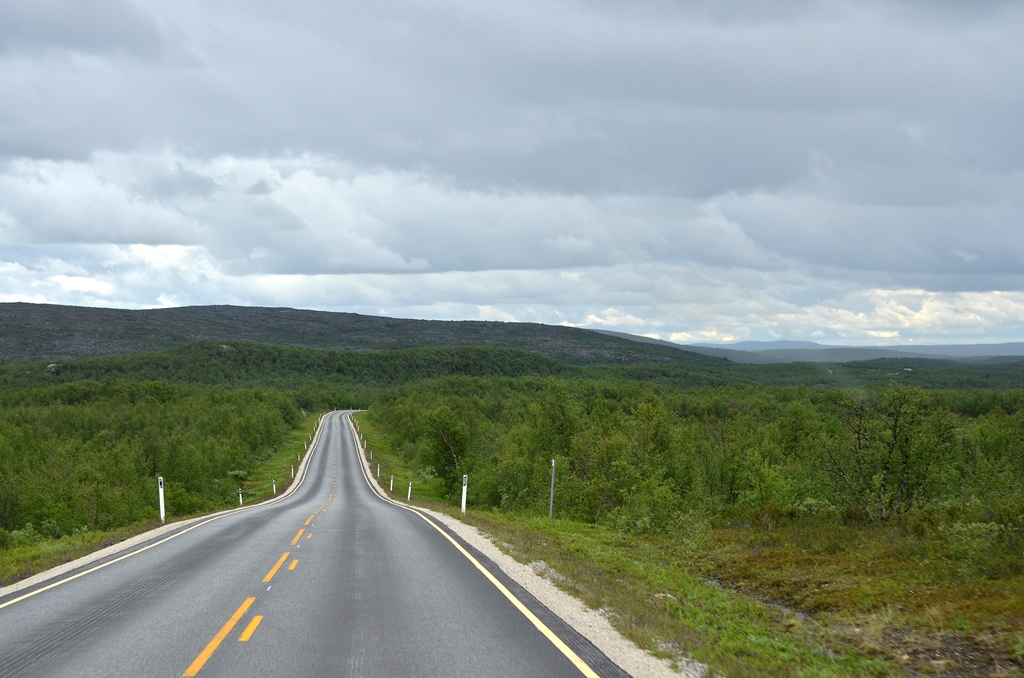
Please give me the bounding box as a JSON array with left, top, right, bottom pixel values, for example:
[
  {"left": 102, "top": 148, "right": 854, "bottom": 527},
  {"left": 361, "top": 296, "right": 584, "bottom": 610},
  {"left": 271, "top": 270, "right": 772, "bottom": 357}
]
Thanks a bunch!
[{"left": 0, "top": 412, "right": 627, "bottom": 677}]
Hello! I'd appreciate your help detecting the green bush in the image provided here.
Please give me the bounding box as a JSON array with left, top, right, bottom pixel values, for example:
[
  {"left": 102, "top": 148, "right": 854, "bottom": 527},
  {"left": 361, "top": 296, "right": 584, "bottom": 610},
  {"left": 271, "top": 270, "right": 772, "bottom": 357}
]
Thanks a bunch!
[{"left": 610, "top": 477, "right": 682, "bottom": 534}]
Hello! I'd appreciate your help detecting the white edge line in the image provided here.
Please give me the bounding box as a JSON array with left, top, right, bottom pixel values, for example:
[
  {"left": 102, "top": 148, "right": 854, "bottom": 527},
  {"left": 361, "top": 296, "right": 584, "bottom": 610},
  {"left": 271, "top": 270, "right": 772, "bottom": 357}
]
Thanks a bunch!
[{"left": 343, "top": 412, "right": 601, "bottom": 678}]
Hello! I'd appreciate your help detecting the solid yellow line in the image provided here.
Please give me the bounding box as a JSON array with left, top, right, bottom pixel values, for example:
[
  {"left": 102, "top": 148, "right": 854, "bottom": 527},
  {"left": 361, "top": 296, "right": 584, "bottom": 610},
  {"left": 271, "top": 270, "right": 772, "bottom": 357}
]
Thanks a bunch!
[
  {"left": 290, "top": 528, "right": 305, "bottom": 546},
  {"left": 262, "top": 551, "right": 291, "bottom": 583},
  {"left": 288, "top": 559, "right": 299, "bottom": 571},
  {"left": 183, "top": 597, "right": 256, "bottom": 677},
  {"left": 237, "top": 615, "right": 263, "bottom": 642},
  {"left": 346, "top": 418, "right": 600, "bottom": 678}
]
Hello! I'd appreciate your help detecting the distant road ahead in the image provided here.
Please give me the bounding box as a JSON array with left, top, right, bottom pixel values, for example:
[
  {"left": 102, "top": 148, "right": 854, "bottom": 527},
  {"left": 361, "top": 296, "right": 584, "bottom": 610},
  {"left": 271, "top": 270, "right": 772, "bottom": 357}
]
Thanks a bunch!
[{"left": 0, "top": 412, "right": 626, "bottom": 677}]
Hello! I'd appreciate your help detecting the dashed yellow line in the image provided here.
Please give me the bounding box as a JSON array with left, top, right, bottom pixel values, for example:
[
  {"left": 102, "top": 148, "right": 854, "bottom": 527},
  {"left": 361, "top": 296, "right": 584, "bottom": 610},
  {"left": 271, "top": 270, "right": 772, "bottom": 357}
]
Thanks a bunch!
[
  {"left": 290, "top": 528, "right": 305, "bottom": 546},
  {"left": 238, "top": 615, "right": 263, "bottom": 642},
  {"left": 183, "top": 597, "right": 255, "bottom": 676},
  {"left": 262, "top": 552, "right": 291, "bottom": 583},
  {"left": 288, "top": 559, "right": 299, "bottom": 571}
]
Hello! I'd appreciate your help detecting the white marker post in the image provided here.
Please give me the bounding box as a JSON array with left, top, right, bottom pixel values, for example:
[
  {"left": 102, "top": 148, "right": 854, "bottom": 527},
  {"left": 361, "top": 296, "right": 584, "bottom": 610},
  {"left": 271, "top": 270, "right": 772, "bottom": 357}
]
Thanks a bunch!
[
  {"left": 238, "top": 488, "right": 243, "bottom": 506},
  {"left": 291, "top": 465, "right": 294, "bottom": 479},
  {"left": 157, "top": 477, "right": 165, "bottom": 524},
  {"left": 461, "top": 474, "right": 468, "bottom": 515},
  {"left": 549, "top": 459, "right": 556, "bottom": 520},
  {"left": 407, "top": 481, "right": 412, "bottom": 501},
  {"left": 377, "top": 463, "right": 380, "bottom": 478},
  {"left": 272, "top": 480, "right": 277, "bottom": 495},
  {"left": 390, "top": 475, "right": 394, "bottom": 492}
]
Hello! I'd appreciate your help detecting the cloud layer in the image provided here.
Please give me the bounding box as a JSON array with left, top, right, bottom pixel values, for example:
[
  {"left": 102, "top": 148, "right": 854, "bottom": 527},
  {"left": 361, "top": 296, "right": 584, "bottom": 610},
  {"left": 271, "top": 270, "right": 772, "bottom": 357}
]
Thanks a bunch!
[{"left": 1, "top": 0, "right": 1022, "bottom": 344}]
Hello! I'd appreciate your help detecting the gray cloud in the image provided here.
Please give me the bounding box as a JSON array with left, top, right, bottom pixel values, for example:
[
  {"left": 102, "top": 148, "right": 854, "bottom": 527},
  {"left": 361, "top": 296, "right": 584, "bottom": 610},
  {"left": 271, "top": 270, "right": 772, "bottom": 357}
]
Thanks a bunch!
[
  {"left": 0, "top": 0, "right": 164, "bottom": 57},
  {"left": 0, "top": 0, "right": 1022, "bottom": 344}
]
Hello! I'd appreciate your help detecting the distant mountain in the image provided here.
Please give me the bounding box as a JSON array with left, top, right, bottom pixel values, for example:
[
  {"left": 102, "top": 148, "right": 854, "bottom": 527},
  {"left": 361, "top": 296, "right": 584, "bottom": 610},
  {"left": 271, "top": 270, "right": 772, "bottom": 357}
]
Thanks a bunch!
[
  {"left": 0, "top": 303, "right": 712, "bottom": 365},
  {"left": 595, "top": 331, "right": 1024, "bottom": 365},
  {"left": 697, "top": 340, "right": 835, "bottom": 351},
  {"left": 699, "top": 340, "right": 1024, "bottom": 358}
]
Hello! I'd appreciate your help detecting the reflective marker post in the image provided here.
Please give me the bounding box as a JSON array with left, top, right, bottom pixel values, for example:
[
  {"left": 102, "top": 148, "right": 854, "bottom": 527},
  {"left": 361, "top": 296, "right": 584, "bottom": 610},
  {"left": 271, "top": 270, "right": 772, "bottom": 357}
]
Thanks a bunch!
[
  {"left": 238, "top": 488, "right": 243, "bottom": 506},
  {"left": 461, "top": 474, "right": 468, "bottom": 515},
  {"left": 158, "top": 477, "right": 165, "bottom": 524},
  {"left": 407, "top": 481, "right": 412, "bottom": 501},
  {"left": 549, "top": 459, "right": 556, "bottom": 520}
]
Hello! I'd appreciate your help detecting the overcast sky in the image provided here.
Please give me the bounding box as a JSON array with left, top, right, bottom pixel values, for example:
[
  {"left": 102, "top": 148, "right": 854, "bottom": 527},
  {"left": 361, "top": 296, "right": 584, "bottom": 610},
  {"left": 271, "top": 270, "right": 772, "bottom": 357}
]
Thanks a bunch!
[{"left": 1, "top": 0, "right": 1022, "bottom": 345}]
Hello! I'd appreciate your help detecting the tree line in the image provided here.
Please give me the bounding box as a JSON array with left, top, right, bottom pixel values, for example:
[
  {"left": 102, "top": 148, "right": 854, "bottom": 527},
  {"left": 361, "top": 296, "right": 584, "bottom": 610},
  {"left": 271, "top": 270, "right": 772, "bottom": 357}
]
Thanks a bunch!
[
  {"left": 0, "top": 380, "right": 301, "bottom": 547},
  {"left": 367, "top": 377, "right": 1024, "bottom": 569}
]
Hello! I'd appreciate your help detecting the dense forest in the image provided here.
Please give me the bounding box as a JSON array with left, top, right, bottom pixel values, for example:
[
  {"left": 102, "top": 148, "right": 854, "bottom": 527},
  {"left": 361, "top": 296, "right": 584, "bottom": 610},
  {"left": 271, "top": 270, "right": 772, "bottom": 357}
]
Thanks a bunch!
[
  {"left": 0, "top": 381, "right": 300, "bottom": 547},
  {"left": 1, "top": 339, "right": 1021, "bottom": 570},
  {"left": 367, "top": 376, "right": 1024, "bottom": 572}
]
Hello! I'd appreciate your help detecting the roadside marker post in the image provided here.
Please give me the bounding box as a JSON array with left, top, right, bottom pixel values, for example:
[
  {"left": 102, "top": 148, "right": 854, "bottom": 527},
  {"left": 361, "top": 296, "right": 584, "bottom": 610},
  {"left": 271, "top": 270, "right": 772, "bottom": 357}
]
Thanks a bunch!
[
  {"left": 157, "top": 477, "right": 165, "bottom": 524},
  {"left": 549, "top": 459, "right": 556, "bottom": 520},
  {"left": 461, "top": 474, "right": 468, "bottom": 515},
  {"left": 272, "top": 480, "right": 276, "bottom": 495},
  {"left": 238, "top": 488, "right": 243, "bottom": 506},
  {"left": 291, "top": 465, "right": 294, "bottom": 479},
  {"left": 390, "top": 475, "right": 393, "bottom": 492},
  {"left": 377, "top": 463, "right": 380, "bottom": 478},
  {"left": 407, "top": 481, "right": 412, "bottom": 501}
]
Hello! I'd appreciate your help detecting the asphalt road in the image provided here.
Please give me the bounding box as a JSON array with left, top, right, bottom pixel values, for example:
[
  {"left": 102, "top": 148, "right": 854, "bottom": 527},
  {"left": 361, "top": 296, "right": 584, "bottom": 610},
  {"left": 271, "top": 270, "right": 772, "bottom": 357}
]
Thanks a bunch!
[{"left": 0, "top": 412, "right": 627, "bottom": 677}]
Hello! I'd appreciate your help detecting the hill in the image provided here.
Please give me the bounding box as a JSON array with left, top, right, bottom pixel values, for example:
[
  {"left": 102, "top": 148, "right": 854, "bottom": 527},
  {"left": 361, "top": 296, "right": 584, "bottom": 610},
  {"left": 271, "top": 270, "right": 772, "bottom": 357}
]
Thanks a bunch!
[{"left": 0, "top": 303, "right": 709, "bottom": 365}]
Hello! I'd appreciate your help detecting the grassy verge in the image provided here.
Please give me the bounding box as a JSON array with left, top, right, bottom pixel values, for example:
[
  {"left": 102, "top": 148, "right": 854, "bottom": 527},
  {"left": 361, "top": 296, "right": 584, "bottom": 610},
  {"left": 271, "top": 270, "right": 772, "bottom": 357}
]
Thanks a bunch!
[
  {"left": 0, "top": 413, "right": 322, "bottom": 589},
  {"left": 353, "top": 412, "right": 449, "bottom": 505},
  {"left": 239, "top": 414, "right": 323, "bottom": 504},
  {"left": 691, "top": 525, "right": 1024, "bottom": 676},
  {"left": 0, "top": 520, "right": 165, "bottom": 588},
  {"left": 354, "top": 414, "right": 1024, "bottom": 677}
]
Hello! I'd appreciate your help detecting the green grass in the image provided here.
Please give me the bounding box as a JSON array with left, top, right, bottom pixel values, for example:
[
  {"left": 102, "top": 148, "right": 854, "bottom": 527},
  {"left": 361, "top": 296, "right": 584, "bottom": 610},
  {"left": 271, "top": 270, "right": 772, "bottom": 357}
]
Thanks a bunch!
[
  {"left": 239, "top": 413, "right": 325, "bottom": 504},
  {"left": 353, "top": 412, "right": 450, "bottom": 505},
  {"left": 459, "top": 513, "right": 896, "bottom": 677},
  {"left": 0, "top": 521, "right": 164, "bottom": 588}
]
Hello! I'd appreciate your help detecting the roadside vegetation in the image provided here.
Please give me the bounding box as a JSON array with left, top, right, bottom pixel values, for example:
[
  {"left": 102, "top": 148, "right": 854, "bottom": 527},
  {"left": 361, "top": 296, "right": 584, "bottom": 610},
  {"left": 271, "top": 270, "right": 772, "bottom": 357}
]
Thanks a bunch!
[
  {"left": 2, "top": 340, "right": 1023, "bottom": 674},
  {"left": 359, "top": 377, "right": 1024, "bottom": 676}
]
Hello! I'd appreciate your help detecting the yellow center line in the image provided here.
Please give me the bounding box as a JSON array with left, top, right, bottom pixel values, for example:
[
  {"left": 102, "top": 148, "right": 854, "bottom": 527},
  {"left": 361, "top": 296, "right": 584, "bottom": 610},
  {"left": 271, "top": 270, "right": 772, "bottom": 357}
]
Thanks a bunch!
[
  {"left": 306, "top": 532, "right": 312, "bottom": 539},
  {"left": 237, "top": 615, "right": 263, "bottom": 642},
  {"left": 262, "top": 551, "right": 291, "bottom": 583},
  {"left": 288, "top": 559, "right": 299, "bottom": 571},
  {"left": 290, "top": 528, "right": 305, "bottom": 546},
  {"left": 304, "top": 514, "right": 315, "bottom": 526},
  {"left": 182, "top": 597, "right": 256, "bottom": 677}
]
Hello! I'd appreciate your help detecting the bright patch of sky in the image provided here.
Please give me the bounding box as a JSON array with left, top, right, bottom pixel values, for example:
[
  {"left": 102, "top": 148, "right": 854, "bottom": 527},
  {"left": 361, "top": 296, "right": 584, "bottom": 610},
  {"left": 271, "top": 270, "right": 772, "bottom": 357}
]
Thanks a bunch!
[{"left": 1, "top": 0, "right": 1022, "bottom": 345}]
